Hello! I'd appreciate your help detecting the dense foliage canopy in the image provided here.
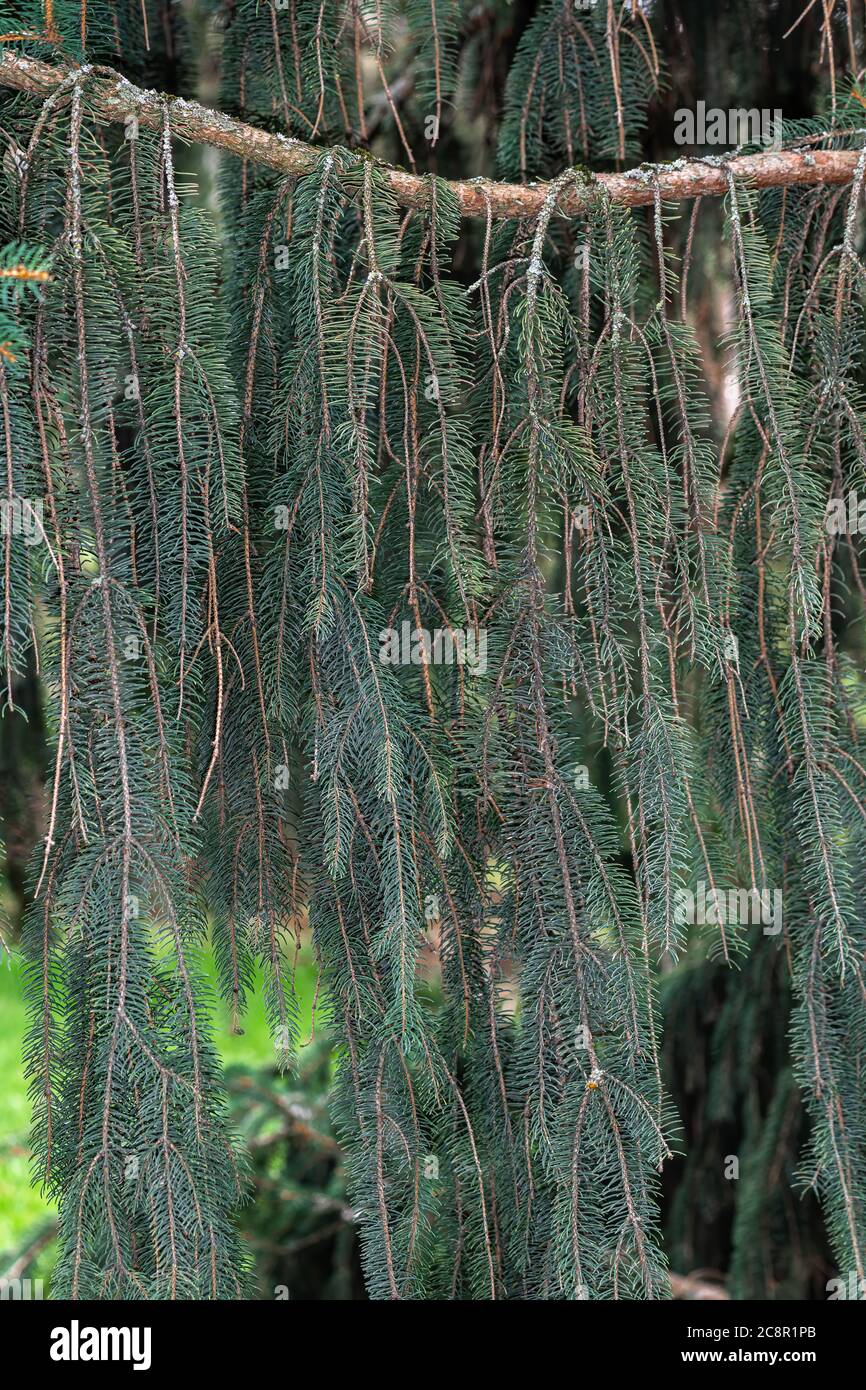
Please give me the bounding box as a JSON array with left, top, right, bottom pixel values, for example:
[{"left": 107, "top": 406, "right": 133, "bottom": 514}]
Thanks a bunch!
[{"left": 1, "top": 0, "right": 865, "bottom": 1300}]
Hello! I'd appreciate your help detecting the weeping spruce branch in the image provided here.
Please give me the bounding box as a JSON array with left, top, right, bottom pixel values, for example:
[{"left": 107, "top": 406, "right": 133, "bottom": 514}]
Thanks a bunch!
[
  {"left": 3, "top": 1, "right": 866, "bottom": 1304},
  {"left": 0, "top": 50, "right": 862, "bottom": 219}
]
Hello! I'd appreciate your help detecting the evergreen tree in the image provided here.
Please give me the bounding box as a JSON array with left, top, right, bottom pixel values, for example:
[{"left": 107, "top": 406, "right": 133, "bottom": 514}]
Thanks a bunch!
[{"left": 0, "top": 0, "right": 865, "bottom": 1299}]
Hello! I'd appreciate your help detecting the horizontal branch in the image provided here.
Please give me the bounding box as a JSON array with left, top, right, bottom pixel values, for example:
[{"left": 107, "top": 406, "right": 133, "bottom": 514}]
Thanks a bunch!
[{"left": 0, "top": 48, "right": 862, "bottom": 219}]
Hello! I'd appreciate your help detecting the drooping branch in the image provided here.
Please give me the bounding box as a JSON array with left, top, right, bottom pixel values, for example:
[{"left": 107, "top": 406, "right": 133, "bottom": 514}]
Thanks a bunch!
[{"left": 0, "top": 48, "right": 862, "bottom": 220}]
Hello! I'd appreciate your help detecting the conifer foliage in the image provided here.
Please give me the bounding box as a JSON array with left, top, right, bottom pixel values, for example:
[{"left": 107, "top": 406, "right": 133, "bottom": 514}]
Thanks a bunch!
[{"left": 1, "top": 0, "right": 865, "bottom": 1299}]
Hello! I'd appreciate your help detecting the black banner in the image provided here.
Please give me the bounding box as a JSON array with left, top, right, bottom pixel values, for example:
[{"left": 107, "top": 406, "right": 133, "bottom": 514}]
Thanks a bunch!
[{"left": 1, "top": 1295, "right": 861, "bottom": 1377}]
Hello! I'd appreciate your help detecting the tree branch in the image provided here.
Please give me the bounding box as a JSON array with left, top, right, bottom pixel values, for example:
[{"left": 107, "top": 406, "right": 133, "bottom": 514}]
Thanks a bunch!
[{"left": 0, "top": 48, "right": 862, "bottom": 219}]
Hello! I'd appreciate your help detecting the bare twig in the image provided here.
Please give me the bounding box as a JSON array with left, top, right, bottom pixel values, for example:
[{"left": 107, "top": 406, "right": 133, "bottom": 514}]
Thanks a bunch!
[{"left": 2, "top": 1220, "right": 58, "bottom": 1281}]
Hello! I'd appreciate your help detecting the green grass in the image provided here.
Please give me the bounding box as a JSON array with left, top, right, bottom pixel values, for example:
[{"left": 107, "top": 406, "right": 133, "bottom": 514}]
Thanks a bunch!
[
  {"left": 0, "top": 954, "right": 54, "bottom": 1258},
  {"left": 0, "top": 941, "right": 319, "bottom": 1278}
]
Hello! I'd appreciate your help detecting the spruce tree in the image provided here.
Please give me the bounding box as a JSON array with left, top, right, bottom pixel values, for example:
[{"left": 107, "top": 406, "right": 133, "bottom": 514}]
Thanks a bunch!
[{"left": 0, "top": 0, "right": 865, "bottom": 1300}]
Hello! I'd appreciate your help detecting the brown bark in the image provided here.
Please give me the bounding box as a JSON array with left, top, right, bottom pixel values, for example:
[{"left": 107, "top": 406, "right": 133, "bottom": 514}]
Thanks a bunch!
[{"left": 0, "top": 49, "right": 861, "bottom": 220}]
